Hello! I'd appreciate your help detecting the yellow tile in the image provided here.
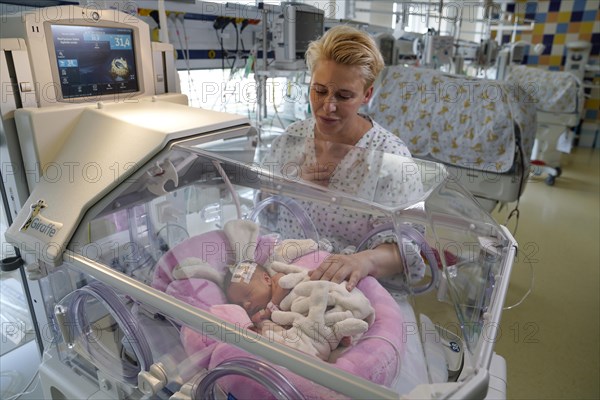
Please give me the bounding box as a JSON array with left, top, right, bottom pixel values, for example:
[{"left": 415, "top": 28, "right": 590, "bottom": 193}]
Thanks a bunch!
[
  {"left": 533, "top": 23, "right": 545, "bottom": 34},
  {"left": 584, "top": 98, "right": 599, "bottom": 109},
  {"left": 539, "top": 55, "right": 550, "bottom": 65},
  {"left": 580, "top": 22, "right": 593, "bottom": 34},
  {"left": 520, "top": 33, "right": 532, "bottom": 41},
  {"left": 554, "top": 34, "right": 566, "bottom": 45},
  {"left": 547, "top": 12, "right": 558, "bottom": 23},
  {"left": 549, "top": 55, "right": 563, "bottom": 66},
  {"left": 568, "top": 22, "right": 581, "bottom": 33},
  {"left": 532, "top": 34, "right": 543, "bottom": 44},
  {"left": 579, "top": 32, "right": 592, "bottom": 41},
  {"left": 557, "top": 12, "right": 571, "bottom": 23}
]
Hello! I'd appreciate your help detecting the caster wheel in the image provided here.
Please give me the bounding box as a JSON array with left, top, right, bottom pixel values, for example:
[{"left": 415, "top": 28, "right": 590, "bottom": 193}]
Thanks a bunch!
[
  {"left": 545, "top": 175, "right": 556, "bottom": 186},
  {"left": 555, "top": 167, "right": 562, "bottom": 178}
]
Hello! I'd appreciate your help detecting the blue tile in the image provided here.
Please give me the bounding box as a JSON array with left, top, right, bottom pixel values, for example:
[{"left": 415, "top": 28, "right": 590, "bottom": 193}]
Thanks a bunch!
[
  {"left": 535, "top": 12, "right": 547, "bottom": 22},
  {"left": 571, "top": 11, "right": 583, "bottom": 21},
  {"left": 542, "top": 35, "right": 554, "bottom": 54},
  {"left": 549, "top": 66, "right": 560, "bottom": 71},
  {"left": 584, "top": 109, "right": 598, "bottom": 120},
  {"left": 526, "top": 55, "right": 539, "bottom": 65},
  {"left": 573, "top": 0, "right": 587, "bottom": 12},
  {"left": 556, "top": 23, "right": 569, "bottom": 33},
  {"left": 524, "top": 1, "right": 537, "bottom": 20},
  {"left": 506, "top": 3, "right": 515, "bottom": 13},
  {"left": 525, "top": 1, "right": 538, "bottom": 12},
  {"left": 582, "top": 10, "right": 597, "bottom": 21},
  {"left": 549, "top": 0, "right": 561, "bottom": 12}
]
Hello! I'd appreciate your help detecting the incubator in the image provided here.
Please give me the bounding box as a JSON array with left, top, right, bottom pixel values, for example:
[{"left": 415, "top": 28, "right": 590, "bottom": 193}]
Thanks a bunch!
[
  {"left": 3, "top": 5, "right": 515, "bottom": 399},
  {"left": 507, "top": 64, "right": 585, "bottom": 185},
  {"left": 369, "top": 65, "right": 537, "bottom": 211},
  {"left": 7, "top": 121, "right": 516, "bottom": 398}
]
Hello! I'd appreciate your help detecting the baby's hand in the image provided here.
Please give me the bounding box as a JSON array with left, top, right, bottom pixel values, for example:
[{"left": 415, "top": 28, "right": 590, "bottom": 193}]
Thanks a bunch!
[{"left": 250, "top": 308, "right": 272, "bottom": 325}]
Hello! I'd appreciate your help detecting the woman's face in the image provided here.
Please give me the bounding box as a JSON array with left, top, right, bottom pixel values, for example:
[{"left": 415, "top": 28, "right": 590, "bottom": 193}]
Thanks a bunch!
[{"left": 309, "top": 60, "right": 373, "bottom": 143}]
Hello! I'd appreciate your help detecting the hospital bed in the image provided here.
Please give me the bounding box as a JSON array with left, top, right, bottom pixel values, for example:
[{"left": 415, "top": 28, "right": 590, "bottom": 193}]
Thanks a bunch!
[
  {"left": 4, "top": 6, "right": 516, "bottom": 399},
  {"left": 368, "top": 65, "right": 538, "bottom": 210},
  {"left": 506, "top": 65, "right": 584, "bottom": 185}
]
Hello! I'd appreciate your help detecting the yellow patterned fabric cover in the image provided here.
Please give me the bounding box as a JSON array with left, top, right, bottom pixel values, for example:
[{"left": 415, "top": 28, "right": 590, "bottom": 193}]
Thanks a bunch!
[
  {"left": 368, "top": 66, "right": 537, "bottom": 173},
  {"left": 507, "top": 65, "right": 583, "bottom": 114}
]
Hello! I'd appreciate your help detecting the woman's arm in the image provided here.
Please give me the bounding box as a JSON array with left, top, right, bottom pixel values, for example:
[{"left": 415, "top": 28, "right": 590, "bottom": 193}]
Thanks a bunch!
[{"left": 309, "top": 243, "right": 402, "bottom": 291}]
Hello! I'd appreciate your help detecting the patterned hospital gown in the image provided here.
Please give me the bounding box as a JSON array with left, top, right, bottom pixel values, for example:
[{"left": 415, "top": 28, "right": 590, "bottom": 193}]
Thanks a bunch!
[{"left": 260, "top": 114, "right": 426, "bottom": 282}]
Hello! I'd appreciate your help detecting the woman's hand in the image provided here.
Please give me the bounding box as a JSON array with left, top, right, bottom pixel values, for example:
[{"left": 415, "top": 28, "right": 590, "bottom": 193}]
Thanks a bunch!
[
  {"left": 309, "top": 252, "right": 373, "bottom": 291},
  {"left": 299, "top": 161, "right": 337, "bottom": 186},
  {"left": 298, "top": 141, "right": 350, "bottom": 186},
  {"left": 309, "top": 244, "right": 402, "bottom": 291}
]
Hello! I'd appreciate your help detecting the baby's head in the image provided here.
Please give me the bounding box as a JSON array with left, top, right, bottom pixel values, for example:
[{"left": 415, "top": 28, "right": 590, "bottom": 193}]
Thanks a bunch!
[{"left": 224, "top": 262, "right": 273, "bottom": 319}]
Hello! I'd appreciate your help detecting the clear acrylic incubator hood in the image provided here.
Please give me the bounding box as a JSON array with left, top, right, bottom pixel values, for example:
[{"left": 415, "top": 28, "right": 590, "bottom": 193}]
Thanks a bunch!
[{"left": 6, "top": 101, "right": 516, "bottom": 400}]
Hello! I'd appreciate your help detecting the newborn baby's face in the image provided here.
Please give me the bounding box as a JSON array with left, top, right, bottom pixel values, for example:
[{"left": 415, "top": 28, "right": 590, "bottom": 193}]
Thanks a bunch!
[{"left": 227, "top": 271, "right": 272, "bottom": 320}]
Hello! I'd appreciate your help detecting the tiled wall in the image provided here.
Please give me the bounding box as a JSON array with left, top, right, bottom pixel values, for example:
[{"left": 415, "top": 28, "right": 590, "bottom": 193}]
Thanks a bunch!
[
  {"left": 507, "top": 1, "right": 599, "bottom": 144},
  {"left": 510, "top": 0, "right": 599, "bottom": 69}
]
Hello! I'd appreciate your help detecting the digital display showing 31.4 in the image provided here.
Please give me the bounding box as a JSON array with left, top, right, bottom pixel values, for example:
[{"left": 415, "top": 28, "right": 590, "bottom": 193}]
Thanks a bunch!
[{"left": 51, "top": 24, "right": 139, "bottom": 99}]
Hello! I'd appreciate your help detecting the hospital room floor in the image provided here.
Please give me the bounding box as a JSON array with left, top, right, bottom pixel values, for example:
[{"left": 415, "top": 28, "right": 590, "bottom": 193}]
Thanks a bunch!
[
  {"left": 491, "top": 147, "right": 600, "bottom": 399},
  {"left": 0, "top": 148, "right": 598, "bottom": 400}
]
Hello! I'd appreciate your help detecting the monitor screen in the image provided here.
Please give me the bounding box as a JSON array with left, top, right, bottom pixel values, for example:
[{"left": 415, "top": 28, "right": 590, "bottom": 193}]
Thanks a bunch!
[
  {"left": 379, "top": 37, "right": 395, "bottom": 65},
  {"left": 50, "top": 24, "right": 139, "bottom": 99},
  {"left": 294, "top": 10, "right": 324, "bottom": 57}
]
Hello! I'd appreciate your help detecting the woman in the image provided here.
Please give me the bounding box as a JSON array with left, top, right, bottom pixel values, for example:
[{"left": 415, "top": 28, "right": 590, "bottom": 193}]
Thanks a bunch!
[{"left": 263, "top": 25, "right": 424, "bottom": 291}]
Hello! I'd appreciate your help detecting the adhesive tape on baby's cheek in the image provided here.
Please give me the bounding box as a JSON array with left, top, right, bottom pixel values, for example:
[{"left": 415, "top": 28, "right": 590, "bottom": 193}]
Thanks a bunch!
[{"left": 231, "top": 261, "right": 257, "bottom": 284}]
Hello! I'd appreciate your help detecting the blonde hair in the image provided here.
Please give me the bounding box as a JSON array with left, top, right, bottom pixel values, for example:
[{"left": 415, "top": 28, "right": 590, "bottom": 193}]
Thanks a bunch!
[{"left": 305, "top": 25, "right": 385, "bottom": 89}]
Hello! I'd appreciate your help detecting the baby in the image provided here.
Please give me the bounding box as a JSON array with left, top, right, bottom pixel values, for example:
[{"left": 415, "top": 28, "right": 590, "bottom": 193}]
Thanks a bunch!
[
  {"left": 224, "top": 260, "right": 366, "bottom": 353},
  {"left": 224, "top": 261, "right": 288, "bottom": 326}
]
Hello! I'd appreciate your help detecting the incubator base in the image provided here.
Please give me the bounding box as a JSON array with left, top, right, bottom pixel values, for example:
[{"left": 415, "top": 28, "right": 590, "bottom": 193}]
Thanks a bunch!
[
  {"left": 39, "top": 350, "right": 144, "bottom": 400},
  {"left": 485, "top": 354, "right": 507, "bottom": 400},
  {"left": 532, "top": 111, "right": 579, "bottom": 186}
]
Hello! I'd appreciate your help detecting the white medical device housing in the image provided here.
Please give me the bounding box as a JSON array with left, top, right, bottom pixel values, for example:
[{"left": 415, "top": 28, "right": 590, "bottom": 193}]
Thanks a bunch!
[
  {"left": 0, "top": 6, "right": 158, "bottom": 107},
  {"left": 0, "top": 5, "right": 181, "bottom": 194},
  {"left": 565, "top": 40, "right": 591, "bottom": 81},
  {"left": 272, "top": 2, "right": 324, "bottom": 70}
]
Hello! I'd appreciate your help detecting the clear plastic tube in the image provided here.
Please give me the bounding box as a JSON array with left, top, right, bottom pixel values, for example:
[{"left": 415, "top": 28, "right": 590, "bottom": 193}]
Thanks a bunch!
[
  {"left": 357, "top": 222, "right": 439, "bottom": 294},
  {"left": 193, "top": 357, "right": 305, "bottom": 400},
  {"left": 212, "top": 160, "right": 242, "bottom": 219},
  {"left": 249, "top": 195, "right": 319, "bottom": 243},
  {"left": 63, "top": 282, "right": 153, "bottom": 385}
]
